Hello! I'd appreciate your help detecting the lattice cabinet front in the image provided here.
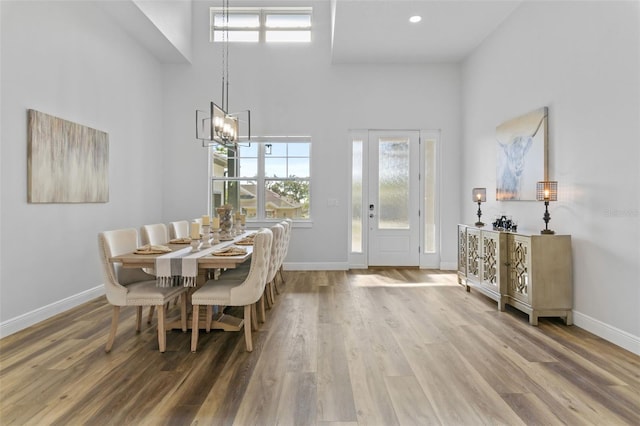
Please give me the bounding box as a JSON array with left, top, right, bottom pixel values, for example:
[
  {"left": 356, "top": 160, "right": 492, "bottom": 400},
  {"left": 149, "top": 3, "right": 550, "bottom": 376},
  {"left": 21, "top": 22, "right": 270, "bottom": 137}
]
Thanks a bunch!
[{"left": 457, "top": 224, "right": 572, "bottom": 326}]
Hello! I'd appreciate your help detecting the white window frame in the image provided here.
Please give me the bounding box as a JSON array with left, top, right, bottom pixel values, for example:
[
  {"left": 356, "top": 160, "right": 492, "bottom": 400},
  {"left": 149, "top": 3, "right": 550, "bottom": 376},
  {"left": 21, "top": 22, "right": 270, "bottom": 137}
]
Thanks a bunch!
[
  {"left": 210, "top": 7, "right": 312, "bottom": 43},
  {"left": 209, "top": 137, "right": 312, "bottom": 227}
]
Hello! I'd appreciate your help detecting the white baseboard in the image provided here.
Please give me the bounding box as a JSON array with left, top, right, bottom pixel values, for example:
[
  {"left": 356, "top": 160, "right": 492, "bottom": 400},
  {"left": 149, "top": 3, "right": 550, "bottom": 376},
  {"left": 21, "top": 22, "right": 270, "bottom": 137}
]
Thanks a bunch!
[
  {"left": 283, "top": 262, "right": 349, "bottom": 271},
  {"left": 0, "top": 285, "right": 104, "bottom": 339},
  {"left": 573, "top": 310, "right": 640, "bottom": 356},
  {"left": 439, "top": 262, "right": 457, "bottom": 271}
]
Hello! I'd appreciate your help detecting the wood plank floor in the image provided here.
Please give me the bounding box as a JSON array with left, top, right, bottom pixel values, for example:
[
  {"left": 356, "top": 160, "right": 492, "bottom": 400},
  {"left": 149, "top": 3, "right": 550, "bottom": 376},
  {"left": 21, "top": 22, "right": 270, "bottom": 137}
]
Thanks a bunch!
[{"left": 1, "top": 269, "right": 639, "bottom": 425}]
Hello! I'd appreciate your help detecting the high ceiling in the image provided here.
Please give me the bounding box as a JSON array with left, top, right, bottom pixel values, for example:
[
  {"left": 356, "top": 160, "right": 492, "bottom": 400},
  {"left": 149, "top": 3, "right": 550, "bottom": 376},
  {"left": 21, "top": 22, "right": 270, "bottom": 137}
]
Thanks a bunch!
[{"left": 331, "top": 0, "right": 522, "bottom": 63}]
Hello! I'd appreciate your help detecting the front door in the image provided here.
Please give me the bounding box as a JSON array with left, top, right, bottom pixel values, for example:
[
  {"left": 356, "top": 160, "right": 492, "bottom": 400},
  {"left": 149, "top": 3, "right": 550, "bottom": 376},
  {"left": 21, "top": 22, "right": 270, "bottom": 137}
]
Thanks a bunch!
[{"left": 367, "top": 130, "right": 420, "bottom": 266}]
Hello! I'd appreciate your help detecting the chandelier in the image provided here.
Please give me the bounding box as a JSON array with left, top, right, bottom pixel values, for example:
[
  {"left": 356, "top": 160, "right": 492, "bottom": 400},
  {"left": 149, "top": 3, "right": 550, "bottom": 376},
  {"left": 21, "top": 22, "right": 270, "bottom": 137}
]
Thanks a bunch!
[{"left": 196, "top": 0, "right": 250, "bottom": 147}]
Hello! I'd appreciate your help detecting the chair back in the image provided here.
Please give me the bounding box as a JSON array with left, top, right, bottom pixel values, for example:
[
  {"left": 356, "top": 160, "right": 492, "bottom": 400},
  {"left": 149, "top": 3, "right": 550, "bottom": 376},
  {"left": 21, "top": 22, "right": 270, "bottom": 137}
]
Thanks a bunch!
[
  {"left": 98, "top": 228, "right": 153, "bottom": 306},
  {"left": 280, "top": 219, "right": 292, "bottom": 266},
  {"left": 169, "top": 220, "right": 189, "bottom": 239},
  {"left": 267, "top": 224, "right": 284, "bottom": 283},
  {"left": 229, "top": 228, "right": 273, "bottom": 306},
  {"left": 141, "top": 223, "right": 169, "bottom": 245}
]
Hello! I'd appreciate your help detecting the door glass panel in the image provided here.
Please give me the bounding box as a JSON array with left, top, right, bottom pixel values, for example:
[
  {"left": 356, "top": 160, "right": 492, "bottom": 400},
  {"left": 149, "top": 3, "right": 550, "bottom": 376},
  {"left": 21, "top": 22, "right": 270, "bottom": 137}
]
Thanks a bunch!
[
  {"left": 351, "top": 140, "right": 363, "bottom": 252},
  {"left": 424, "top": 138, "right": 436, "bottom": 252},
  {"left": 378, "top": 138, "right": 409, "bottom": 229}
]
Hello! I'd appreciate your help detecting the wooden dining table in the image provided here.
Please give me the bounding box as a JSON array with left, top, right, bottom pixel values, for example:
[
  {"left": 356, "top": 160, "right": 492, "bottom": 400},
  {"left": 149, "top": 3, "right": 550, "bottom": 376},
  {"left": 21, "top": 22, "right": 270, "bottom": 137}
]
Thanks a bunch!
[{"left": 109, "top": 232, "right": 254, "bottom": 332}]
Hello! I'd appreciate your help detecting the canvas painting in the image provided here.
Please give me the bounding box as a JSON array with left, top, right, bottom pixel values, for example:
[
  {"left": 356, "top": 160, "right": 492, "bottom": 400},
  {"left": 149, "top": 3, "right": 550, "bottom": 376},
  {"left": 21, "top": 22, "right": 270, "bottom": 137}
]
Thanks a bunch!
[
  {"left": 27, "top": 109, "right": 109, "bottom": 203},
  {"left": 496, "top": 107, "right": 548, "bottom": 201}
]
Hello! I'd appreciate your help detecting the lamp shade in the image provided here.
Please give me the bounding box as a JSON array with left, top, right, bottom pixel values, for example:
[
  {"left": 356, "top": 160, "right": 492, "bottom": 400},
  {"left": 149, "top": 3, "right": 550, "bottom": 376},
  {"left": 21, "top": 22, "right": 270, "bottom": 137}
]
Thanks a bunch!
[
  {"left": 536, "top": 181, "right": 558, "bottom": 201},
  {"left": 472, "top": 188, "right": 486, "bottom": 202}
]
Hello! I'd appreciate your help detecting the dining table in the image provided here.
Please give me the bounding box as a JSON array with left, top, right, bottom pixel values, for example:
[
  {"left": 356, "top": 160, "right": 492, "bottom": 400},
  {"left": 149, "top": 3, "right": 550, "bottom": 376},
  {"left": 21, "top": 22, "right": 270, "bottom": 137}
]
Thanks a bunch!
[{"left": 109, "top": 231, "right": 255, "bottom": 332}]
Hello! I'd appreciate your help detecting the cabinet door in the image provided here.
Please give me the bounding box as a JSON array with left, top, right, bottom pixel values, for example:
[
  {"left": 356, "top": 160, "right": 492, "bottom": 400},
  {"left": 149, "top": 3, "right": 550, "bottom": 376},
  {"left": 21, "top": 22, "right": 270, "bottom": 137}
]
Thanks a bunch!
[
  {"left": 481, "top": 231, "right": 500, "bottom": 290},
  {"left": 508, "top": 234, "right": 531, "bottom": 304},
  {"left": 458, "top": 225, "right": 467, "bottom": 276},
  {"left": 466, "top": 228, "right": 481, "bottom": 283}
]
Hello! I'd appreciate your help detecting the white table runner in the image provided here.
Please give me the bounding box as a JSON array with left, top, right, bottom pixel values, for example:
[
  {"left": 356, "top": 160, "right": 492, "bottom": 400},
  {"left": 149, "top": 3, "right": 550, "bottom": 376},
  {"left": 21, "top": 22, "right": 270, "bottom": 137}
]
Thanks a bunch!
[{"left": 155, "top": 243, "right": 237, "bottom": 287}]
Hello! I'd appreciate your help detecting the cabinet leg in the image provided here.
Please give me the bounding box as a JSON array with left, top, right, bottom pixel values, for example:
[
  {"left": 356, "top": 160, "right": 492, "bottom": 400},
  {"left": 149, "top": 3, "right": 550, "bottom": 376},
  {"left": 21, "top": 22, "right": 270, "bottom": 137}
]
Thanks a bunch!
[
  {"left": 564, "top": 311, "right": 573, "bottom": 326},
  {"left": 529, "top": 313, "right": 538, "bottom": 326},
  {"left": 498, "top": 300, "right": 506, "bottom": 312},
  {"left": 465, "top": 285, "right": 470, "bottom": 293}
]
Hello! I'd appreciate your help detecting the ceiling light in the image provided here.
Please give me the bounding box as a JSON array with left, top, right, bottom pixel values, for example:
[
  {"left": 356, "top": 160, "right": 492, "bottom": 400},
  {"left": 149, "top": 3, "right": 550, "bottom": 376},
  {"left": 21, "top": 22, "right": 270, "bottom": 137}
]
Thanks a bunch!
[
  {"left": 409, "top": 15, "right": 422, "bottom": 23},
  {"left": 196, "top": 0, "right": 251, "bottom": 147}
]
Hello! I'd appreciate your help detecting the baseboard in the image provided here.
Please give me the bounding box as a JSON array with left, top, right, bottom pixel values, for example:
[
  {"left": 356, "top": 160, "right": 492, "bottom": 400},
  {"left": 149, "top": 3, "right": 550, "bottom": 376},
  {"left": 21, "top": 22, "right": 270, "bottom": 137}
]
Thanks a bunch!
[
  {"left": 439, "top": 262, "right": 457, "bottom": 271},
  {"left": 283, "top": 262, "right": 349, "bottom": 271},
  {"left": 0, "top": 285, "right": 105, "bottom": 339},
  {"left": 573, "top": 310, "right": 640, "bottom": 356}
]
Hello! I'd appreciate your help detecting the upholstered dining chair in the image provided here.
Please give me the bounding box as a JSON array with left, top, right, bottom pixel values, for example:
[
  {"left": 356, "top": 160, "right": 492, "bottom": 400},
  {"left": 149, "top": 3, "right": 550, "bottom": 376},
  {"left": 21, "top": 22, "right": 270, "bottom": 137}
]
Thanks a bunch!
[
  {"left": 191, "top": 228, "right": 273, "bottom": 352},
  {"left": 264, "top": 223, "right": 284, "bottom": 310},
  {"left": 169, "top": 220, "right": 189, "bottom": 239},
  {"left": 141, "top": 223, "right": 169, "bottom": 245},
  {"left": 98, "top": 228, "right": 187, "bottom": 353},
  {"left": 141, "top": 223, "right": 171, "bottom": 323},
  {"left": 275, "top": 218, "right": 292, "bottom": 292}
]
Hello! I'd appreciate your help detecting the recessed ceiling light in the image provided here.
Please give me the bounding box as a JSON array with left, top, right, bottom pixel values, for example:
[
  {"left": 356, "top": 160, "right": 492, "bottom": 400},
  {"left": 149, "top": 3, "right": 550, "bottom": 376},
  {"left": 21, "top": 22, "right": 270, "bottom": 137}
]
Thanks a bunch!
[{"left": 409, "top": 15, "right": 422, "bottom": 23}]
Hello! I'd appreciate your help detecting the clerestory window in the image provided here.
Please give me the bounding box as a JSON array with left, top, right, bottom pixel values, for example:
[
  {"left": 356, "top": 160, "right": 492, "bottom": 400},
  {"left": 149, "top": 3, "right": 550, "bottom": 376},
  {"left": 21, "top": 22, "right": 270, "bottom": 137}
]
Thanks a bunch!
[{"left": 211, "top": 7, "right": 312, "bottom": 43}]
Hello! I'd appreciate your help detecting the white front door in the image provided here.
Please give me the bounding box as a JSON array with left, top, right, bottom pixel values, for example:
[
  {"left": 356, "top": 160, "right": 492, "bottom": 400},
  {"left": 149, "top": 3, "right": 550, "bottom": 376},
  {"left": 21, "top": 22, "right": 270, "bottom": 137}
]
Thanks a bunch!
[{"left": 367, "top": 130, "right": 420, "bottom": 266}]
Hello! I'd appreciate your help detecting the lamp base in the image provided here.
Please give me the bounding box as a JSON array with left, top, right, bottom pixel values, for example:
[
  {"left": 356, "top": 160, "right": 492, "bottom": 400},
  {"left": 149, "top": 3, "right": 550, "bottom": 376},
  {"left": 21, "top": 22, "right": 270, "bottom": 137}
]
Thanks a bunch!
[
  {"left": 475, "top": 221, "right": 485, "bottom": 227},
  {"left": 540, "top": 229, "right": 555, "bottom": 235}
]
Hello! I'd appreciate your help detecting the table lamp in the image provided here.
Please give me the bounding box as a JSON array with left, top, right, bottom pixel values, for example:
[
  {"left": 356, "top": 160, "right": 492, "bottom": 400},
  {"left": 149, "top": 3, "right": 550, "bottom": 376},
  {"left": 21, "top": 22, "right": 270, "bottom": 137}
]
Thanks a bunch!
[
  {"left": 536, "top": 181, "right": 557, "bottom": 234},
  {"left": 472, "top": 188, "right": 486, "bottom": 227}
]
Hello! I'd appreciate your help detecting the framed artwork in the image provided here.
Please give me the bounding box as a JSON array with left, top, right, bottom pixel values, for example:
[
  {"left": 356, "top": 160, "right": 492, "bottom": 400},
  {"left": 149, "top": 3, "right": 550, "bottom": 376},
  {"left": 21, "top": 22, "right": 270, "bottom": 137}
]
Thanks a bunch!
[
  {"left": 496, "top": 106, "right": 548, "bottom": 201},
  {"left": 27, "top": 109, "right": 109, "bottom": 203}
]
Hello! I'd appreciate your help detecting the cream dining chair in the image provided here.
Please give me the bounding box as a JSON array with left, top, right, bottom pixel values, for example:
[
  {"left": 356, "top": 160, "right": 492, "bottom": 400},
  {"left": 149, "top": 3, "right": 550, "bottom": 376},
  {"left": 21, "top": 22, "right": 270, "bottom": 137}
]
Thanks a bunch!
[
  {"left": 98, "top": 228, "right": 187, "bottom": 353},
  {"left": 141, "top": 223, "right": 171, "bottom": 323},
  {"left": 191, "top": 228, "right": 273, "bottom": 352},
  {"left": 275, "top": 218, "right": 292, "bottom": 293},
  {"left": 169, "top": 220, "right": 189, "bottom": 239}
]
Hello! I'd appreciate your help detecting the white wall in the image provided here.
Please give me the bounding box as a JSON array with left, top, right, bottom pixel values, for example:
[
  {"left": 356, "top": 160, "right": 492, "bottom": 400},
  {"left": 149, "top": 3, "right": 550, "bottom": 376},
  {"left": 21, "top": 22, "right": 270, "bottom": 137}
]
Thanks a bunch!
[
  {"left": 0, "top": 1, "right": 165, "bottom": 331},
  {"left": 461, "top": 1, "right": 640, "bottom": 352},
  {"left": 162, "top": 0, "right": 462, "bottom": 269}
]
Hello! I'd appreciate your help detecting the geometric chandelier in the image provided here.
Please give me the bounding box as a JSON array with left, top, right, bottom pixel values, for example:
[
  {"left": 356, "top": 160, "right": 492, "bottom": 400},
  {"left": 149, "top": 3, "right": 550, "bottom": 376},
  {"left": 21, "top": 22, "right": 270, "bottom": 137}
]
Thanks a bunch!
[{"left": 196, "top": 0, "right": 250, "bottom": 148}]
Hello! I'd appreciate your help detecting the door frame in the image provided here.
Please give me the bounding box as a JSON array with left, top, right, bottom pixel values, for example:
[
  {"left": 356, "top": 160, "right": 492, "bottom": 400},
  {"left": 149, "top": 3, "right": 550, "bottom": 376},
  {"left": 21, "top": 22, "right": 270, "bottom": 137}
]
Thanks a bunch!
[{"left": 348, "top": 129, "right": 441, "bottom": 269}]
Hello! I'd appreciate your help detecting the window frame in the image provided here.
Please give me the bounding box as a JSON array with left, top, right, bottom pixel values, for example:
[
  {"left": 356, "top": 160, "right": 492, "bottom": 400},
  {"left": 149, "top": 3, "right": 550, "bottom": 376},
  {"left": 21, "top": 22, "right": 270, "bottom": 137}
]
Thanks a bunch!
[
  {"left": 209, "top": 137, "right": 312, "bottom": 225},
  {"left": 210, "top": 7, "right": 312, "bottom": 43}
]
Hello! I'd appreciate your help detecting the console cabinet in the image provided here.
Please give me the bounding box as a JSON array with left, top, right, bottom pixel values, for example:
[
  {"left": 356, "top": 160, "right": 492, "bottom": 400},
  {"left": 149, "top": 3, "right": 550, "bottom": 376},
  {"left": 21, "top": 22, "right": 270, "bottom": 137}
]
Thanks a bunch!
[{"left": 457, "top": 224, "right": 573, "bottom": 325}]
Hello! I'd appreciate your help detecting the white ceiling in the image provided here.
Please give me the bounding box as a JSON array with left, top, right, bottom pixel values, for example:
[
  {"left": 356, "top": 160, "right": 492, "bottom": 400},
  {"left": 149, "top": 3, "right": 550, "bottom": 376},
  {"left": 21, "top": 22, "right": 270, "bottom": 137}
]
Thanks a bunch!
[{"left": 331, "top": 0, "right": 523, "bottom": 64}]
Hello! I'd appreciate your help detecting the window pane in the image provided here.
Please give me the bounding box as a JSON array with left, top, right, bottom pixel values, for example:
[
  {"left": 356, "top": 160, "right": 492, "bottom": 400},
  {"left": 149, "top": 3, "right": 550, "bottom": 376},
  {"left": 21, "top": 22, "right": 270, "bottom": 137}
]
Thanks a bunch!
[
  {"left": 266, "top": 31, "right": 310, "bottom": 43},
  {"left": 266, "top": 142, "right": 287, "bottom": 157},
  {"left": 378, "top": 138, "right": 409, "bottom": 229},
  {"left": 287, "top": 142, "right": 310, "bottom": 157},
  {"left": 214, "top": 14, "right": 260, "bottom": 28},
  {"left": 239, "top": 143, "right": 258, "bottom": 158},
  {"left": 265, "top": 179, "right": 310, "bottom": 219},
  {"left": 287, "top": 157, "right": 310, "bottom": 178},
  {"left": 238, "top": 180, "right": 258, "bottom": 219},
  {"left": 265, "top": 14, "right": 311, "bottom": 28},
  {"left": 238, "top": 158, "right": 257, "bottom": 178},
  {"left": 265, "top": 157, "right": 286, "bottom": 177},
  {"left": 214, "top": 31, "right": 259, "bottom": 42},
  {"left": 351, "top": 140, "right": 363, "bottom": 253}
]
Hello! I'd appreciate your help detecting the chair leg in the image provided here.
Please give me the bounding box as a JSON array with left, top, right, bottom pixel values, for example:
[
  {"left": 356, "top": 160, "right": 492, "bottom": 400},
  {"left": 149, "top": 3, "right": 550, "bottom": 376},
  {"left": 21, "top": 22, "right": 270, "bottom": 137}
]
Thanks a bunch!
[
  {"left": 147, "top": 306, "right": 155, "bottom": 324},
  {"left": 244, "top": 305, "right": 253, "bottom": 352},
  {"left": 269, "top": 280, "right": 276, "bottom": 304},
  {"left": 258, "top": 295, "right": 266, "bottom": 323},
  {"left": 206, "top": 306, "right": 213, "bottom": 332},
  {"left": 274, "top": 274, "right": 282, "bottom": 295},
  {"left": 191, "top": 304, "right": 200, "bottom": 352},
  {"left": 278, "top": 266, "right": 286, "bottom": 286},
  {"left": 136, "top": 306, "right": 142, "bottom": 332},
  {"left": 265, "top": 284, "right": 273, "bottom": 309},
  {"left": 251, "top": 303, "right": 258, "bottom": 331},
  {"left": 157, "top": 304, "right": 166, "bottom": 353},
  {"left": 180, "top": 294, "right": 187, "bottom": 332},
  {"left": 105, "top": 306, "right": 120, "bottom": 353}
]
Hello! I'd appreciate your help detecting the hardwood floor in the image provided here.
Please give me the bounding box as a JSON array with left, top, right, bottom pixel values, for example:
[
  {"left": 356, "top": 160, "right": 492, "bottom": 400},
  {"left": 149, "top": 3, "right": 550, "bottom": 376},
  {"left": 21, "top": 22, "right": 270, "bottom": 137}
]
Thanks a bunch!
[{"left": 1, "top": 269, "right": 639, "bottom": 425}]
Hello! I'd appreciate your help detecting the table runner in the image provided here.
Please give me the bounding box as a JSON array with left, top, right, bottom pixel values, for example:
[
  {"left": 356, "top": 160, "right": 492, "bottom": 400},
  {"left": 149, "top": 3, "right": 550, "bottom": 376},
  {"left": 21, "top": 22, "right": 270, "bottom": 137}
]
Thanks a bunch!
[{"left": 155, "top": 247, "right": 218, "bottom": 287}]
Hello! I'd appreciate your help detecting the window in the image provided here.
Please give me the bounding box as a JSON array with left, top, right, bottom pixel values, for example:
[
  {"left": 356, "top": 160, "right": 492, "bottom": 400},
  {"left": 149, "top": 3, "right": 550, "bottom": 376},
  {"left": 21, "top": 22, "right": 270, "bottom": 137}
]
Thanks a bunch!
[
  {"left": 210, "top": 139, "right": 311, "bottom": 221},
  {"left": 211, "top": 7, "right": 312, "bottom": 43}
]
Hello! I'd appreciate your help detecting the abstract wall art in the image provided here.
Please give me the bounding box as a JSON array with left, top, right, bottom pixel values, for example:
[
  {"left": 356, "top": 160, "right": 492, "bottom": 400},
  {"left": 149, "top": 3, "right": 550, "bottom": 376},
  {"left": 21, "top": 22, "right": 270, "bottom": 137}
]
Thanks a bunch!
[
  {"left": 496, "top": 106, "right": 548, "bottom": 201},
  {"left": 27, "top": 109, "right": 109, "bottom": 203}
]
